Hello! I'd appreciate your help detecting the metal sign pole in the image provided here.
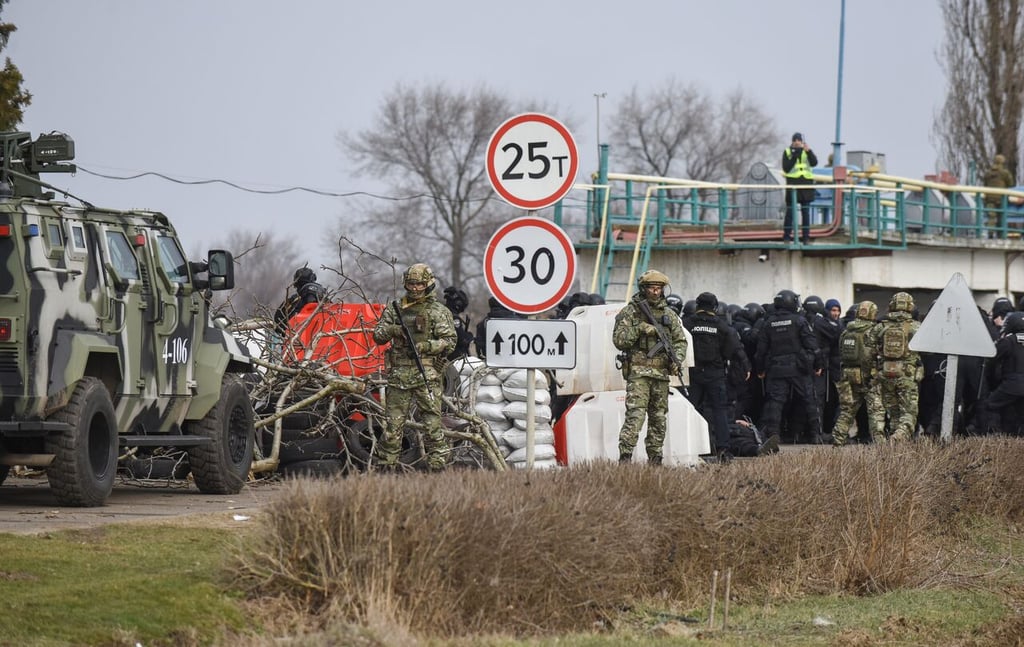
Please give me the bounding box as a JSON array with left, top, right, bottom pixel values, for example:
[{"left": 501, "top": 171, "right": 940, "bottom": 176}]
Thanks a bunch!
[
  {"left": 940, "top": 355, "right": 958, "bottom": 443},
  {"left": 526, "top": 367, "right": 536, "bottom": 470}
]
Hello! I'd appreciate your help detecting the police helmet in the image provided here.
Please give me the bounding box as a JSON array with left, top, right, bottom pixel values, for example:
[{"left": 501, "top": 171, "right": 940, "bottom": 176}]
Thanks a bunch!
[
  {"left": 992, "top": 297, "right": 1014, "bottom": 319},
  {"left": 665, "top": 293, "right": 684, "bottom": 315},
  {"left": 293, "top": 266, "right": 316, "bottom": 288},
  {"left": 802, "top": 295, "right": 825, "bottom": 316},
  {"left": 889, "top": 291, "right": 914, "bottom": 313},
  {"left": 774, "top": 289, "right": 799, "bottom": 312},
  {"left": 1003, "top": 311, "right": 1024, "bottom": 334},
  {"left": 589, "top": 292, "right": 606, "bottom": 306},
  {"left": 682, "top": 299, "right": 697, "bottom": 317},
  {"left": 725, "top": 303, "right": 743, "bottom": 323},
  {"left": 855, "top": 300, "right": 878, "bottom": 322},
  {"left": 403, "top": 263, "right": 436, "bottom": 294},
  {"left": 696, "top": 291, "right": 719, "bottom": 312},
  {"left": 443, "top": 286, "right": 469, "bottom": 314},
  {"left": 743, "top": 302, "right": 765, "bottom": 323}
]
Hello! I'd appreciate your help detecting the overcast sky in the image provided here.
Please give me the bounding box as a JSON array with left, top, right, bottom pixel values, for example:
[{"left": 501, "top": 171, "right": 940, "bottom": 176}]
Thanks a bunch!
[{"left": 7, "top": 1, "right": 946, "bottom": 271}]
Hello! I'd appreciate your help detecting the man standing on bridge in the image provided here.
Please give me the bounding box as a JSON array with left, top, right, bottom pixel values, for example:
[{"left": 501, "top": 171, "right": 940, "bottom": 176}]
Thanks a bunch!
[{"left": 782, "top": 132, "right": 818, "bottom": 244}]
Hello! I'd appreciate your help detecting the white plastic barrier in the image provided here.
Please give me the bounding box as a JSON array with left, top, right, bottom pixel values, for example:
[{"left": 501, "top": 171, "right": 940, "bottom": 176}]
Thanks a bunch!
[
  {"left": 554, "top": 389, "right": 710, "bottom": 467},
  {"left": 554, "top": 304, "right": 693, "bottom": 396}
]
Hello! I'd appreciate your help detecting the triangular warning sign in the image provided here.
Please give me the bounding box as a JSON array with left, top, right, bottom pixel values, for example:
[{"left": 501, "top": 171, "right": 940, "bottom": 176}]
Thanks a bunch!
[{"left": 908, "top": 272, "right": 996, "bottom": 357}]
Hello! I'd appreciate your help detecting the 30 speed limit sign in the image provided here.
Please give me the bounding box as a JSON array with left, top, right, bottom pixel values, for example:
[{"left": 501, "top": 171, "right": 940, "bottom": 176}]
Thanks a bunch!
[
  {"left": 484, "top": 216, "right": 577, "bottom": 315},
  {"left": 486, "top": 113, "right": 579, "bottom": 210}
]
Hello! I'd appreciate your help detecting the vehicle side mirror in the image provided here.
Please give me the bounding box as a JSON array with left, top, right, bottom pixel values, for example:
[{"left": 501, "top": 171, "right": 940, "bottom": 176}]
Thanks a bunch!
[{"left": 206, "top": 249, "right": 234, "bottom": 291}]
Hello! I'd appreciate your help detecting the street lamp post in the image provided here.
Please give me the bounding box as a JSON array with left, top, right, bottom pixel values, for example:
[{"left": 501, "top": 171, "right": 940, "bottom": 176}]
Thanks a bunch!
[
  {"left": 832, "top": 0, "right": 846, "bottom": 170},
  {"left": 594, "top": 92, "right": 607, "bottom": 167}
]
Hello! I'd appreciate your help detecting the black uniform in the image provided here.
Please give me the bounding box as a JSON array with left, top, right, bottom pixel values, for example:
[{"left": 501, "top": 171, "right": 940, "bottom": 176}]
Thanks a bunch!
[
  {"left": 755, "top": 306, "right": 822, "bottom": 443},
  {"left": 685, "top": 309, "right": 748, "bottom": 454},
  {"left": 984, "top": 330, "right": 1024, "bottom": 435}
]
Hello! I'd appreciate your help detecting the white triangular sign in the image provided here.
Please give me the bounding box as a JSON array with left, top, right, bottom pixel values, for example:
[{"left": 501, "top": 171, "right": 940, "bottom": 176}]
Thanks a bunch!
[{"left": 908, "top": 272, "right": 996, "bottom": 357}]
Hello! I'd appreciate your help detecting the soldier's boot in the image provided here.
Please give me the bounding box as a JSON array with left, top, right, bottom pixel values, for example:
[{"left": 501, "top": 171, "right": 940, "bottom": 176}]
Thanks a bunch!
[
  {"left": 716, "top": 448, "right": 734, "bottom": 464},
  {"left": 618, "top": 452, "right": 632, "bottom": 464},
  {"left": 648, "top": 455, "right": 663, "bottom": 467}
]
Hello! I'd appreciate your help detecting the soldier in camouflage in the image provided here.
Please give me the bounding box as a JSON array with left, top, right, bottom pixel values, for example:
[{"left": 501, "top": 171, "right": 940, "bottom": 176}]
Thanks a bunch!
[
  {"left": 833, "top": 301, "right": 885, "bottom": 445},
  {"left": 373, "top": 263, "right": 457, "bottom": 471},
  {"left": 870, "top": 292, "right": 922, "bottom": 441},
  {"left": 613, "top": 270, "right": 688, "bottom": 465}
]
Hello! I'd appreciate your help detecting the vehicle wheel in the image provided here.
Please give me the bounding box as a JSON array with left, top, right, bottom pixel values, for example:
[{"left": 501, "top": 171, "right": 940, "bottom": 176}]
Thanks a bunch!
[
  {"left": 278, "top": 459, "right": 345, "bottom": 479},
  {"left": 45, "top": 376, "right": 118, "bottom": 507},
  {"left": 186, "top": 376, "right": 255, "bottom": 494}
]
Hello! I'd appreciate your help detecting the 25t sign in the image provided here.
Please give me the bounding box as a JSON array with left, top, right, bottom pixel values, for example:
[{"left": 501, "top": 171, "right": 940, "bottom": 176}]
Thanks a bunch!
[
  {"left": 484, "top": 216, "right": 577, "bottom": 315},
  {"left": 486, "top": 113, "right": 579, "bottom": 210}
]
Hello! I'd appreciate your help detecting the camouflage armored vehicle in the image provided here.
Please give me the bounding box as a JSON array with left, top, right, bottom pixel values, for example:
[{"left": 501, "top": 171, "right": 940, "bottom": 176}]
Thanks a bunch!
[{"left": 0, "top": 131, "right": 255, "bottom": 506}]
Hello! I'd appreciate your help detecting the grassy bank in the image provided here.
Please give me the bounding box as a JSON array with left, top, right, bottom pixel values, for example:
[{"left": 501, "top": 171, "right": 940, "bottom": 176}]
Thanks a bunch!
[{"left": 3, "top": 437, "right": 1024, "bottom": 645}]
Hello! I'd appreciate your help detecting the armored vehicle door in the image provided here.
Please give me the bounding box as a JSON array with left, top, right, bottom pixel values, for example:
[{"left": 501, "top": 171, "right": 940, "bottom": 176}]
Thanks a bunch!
[
  {"left": 98, "top": 226, "right": 155, "bottom": 409},
  {"left": 149, "top": 233, "right": 197, "bottom": 397}
]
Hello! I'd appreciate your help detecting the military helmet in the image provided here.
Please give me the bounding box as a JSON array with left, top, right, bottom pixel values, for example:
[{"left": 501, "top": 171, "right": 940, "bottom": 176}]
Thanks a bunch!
[
  {"left": 774, "top": 289, "right": 799, "bottom": 312},
  {"left": 1003, "top": 311, "right": 1024, "bottom": 334},
  {"left": 802, "top": 295, "right": 825, "bottom": 316},
  {"left": 683, "top": 299, "right": 697, "bottom": 317},
  {"left": 637, "top": 269, "right": 670, "bottom": 288},
  {"left": 665, "top": 293, "right": 684, "bottom": 315},
  {"left": 889, "top": 291, "right": 914, "bottom": 313},
  {"left": 404, "top": 263, "right": 435, "bottom": 287},
  {"left": 725, "top": 303, "right": 742, "bottom": 322},
  {"left": 443, "top": 286, "right": 468, "bottom": 314},
  {"left": 293, "top": 266, "right": 316, "bottom": 288},
  {"left": 992, "top": 297, "right": 1014, "bottom": 319},
  {"left": 855, "top": 300, "right": 878, "bottom": 322}
]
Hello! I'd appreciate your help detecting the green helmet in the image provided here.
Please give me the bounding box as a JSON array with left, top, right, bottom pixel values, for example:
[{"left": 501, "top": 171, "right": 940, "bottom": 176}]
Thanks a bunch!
[
  {"left": 889, "top": 291, "right": 914, "bottom": 313},
  {"left": 403, "top": 263, "right": 436, "bottom": 298},
  {"left": 855, "top": 300, "right": 878, "bottom": 322}
]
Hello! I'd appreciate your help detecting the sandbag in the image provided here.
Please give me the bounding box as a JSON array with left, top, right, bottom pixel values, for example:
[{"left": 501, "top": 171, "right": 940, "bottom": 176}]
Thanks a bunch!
[
  {"left": 502, "top": 369, "right": 549, "bottom": 389},
  {"left": 501, "top": 428, "right": 555, "bottom": 450},
  {"left": 510, "top": 457, "right": 559, "bottom": 470},
  {"left": 474, "top": 401, "right": 508, "bottom": 422},
  {"left": 505, "top": 444, "right": 556, "bottom": 463},
  {"left": 501, "top": 385, "right": 551, "bottom": 404},
  {"left": 502, "top": 401, "right": 552, "bottom": 423},
  {"left": 475, "top": 384, "right": 505, "bottom": 403}
]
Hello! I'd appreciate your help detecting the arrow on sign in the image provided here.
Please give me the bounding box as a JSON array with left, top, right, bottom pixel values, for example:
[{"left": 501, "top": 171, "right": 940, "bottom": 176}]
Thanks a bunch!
[
  {"left": 491, "top": 332, "right": 504, "bottom": 355},
  {"left": 555, "top": 332, "right": 568, "bottom": 354}
]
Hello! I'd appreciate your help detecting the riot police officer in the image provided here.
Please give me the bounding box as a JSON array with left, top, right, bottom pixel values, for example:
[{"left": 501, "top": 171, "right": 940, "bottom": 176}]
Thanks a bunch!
[
  {"left": 984, "top": 311, "right": 1024, "bottom": 435},
  {"left": 685, "top": 292, "right": 750, "bottom": 461},
  {"left": 755, "top": 289, "right": 823, "bottom": 445}
]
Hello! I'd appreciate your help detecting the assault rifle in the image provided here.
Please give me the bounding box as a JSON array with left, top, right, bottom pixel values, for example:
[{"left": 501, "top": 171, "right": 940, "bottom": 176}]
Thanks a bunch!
[
  {"left": 636, "top": 299, "right": 689, "bottom": 398},
  {"left": 393, "top": 300, "right": 433, "bottom": 401}
]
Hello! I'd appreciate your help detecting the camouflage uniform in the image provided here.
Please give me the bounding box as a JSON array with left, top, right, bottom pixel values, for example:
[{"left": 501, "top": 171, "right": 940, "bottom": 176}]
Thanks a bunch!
[
  {"left": 373, "top": 264, "right": 456, "bottom": 470},
  {"left": 833, "top": 301, "right": 885, "bottom": 445},
  {"left": 870, "top": 292, "right": 922, "bottom": 441},
  {"left": 613, "top": 271, "right": 688, "bottom": 464}
]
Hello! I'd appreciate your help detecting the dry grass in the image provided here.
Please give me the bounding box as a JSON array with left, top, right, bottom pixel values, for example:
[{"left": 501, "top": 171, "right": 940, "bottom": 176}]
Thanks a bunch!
[{"left": 228, "top": 436, "right": 1024, "bottom": 639}]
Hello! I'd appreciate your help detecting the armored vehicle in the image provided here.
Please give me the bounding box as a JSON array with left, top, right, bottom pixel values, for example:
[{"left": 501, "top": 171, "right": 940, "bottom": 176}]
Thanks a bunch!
[{"left": 0, "top": 131, "right": 254, "bottom": 506}]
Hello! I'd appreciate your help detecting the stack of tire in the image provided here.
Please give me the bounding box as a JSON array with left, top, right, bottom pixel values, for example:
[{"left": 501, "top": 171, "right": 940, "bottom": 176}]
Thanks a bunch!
[
  {"left": 259, "top": 388, "right": 347, "bottom": 479},
  {"left": 455, "top": 358, "right": 558, "bottom": 469}
]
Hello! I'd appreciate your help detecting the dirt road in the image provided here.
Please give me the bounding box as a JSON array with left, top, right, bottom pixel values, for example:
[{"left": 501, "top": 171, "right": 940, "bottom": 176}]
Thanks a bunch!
[{"left": 0, "top": 474, "right": 286, "bottom": 535}]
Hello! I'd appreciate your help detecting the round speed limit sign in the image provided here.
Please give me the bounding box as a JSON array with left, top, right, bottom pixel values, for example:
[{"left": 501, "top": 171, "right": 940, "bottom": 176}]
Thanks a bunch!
[
  {"left": 486, "top": 113, "right": 579, "bottom": 210},
  {"left": 484, "top": 216, "right": 577, "bottom": 315}
]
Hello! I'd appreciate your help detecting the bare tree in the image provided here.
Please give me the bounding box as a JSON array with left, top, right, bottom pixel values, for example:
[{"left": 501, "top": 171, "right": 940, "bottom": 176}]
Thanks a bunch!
[
  {"left": 338, "top": 83, "right": 531, "bottom": 294},
  {"left": 934, "top": 0, "right": 1024, "bottom": 181},
  {"left": 207, "top": 229, "right": 305, "bottom": 318},
  {"left": 608, "top": 79, "right": 781, "bottom": 221},
  {"left": 609, "top": 80, "right": 780, "bottom": 183}
]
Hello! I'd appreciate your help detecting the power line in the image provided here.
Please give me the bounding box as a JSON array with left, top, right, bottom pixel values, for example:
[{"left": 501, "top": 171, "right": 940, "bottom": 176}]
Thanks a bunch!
[{"left": 75, "top": 165, "right": 592, "bottom": 206}]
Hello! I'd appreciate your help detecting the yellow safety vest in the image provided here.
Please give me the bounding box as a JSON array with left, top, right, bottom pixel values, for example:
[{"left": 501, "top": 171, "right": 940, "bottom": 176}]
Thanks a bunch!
[{"left": 783, "top": 148, "right": 814, "bottom": 180}]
